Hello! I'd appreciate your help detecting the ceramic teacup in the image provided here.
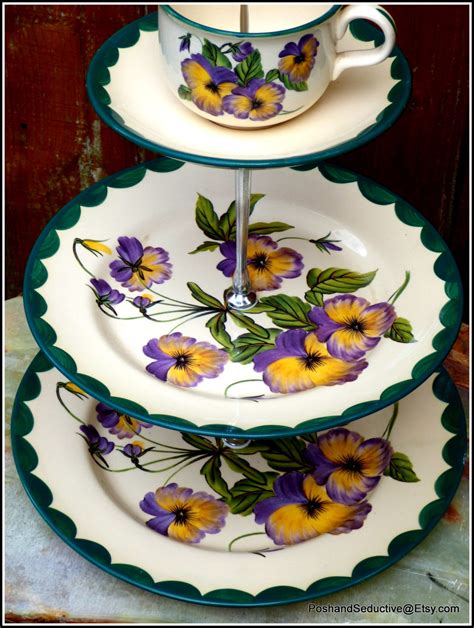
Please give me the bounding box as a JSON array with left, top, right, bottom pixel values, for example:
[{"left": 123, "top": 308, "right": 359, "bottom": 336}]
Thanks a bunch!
[{"left": 158, "top": 4, "right": 397, "bottom": 129}]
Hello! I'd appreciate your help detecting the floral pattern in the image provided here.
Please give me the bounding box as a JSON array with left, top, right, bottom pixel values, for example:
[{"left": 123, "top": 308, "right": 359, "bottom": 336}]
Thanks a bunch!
[
  {"left": 217, "top": 235, "right": 303, "bottom": 291},
  {"left": 140, "top": 484, "right": 229, "bottom": 543},
  {"left": 177, "top": 32, "right": 320, "bottom": 121},
  {"left": 143, "top": 333, "right": 228, "bottom": 387},
  {"left": 110, "top": 236, "right": 172, "bottom": 292},
  {"left": 59, "top": 386, "right": 418, "bottom": 549},
  {"left": 254, "top": 472, "right": 371, "bottom": 545},
  {"left": 253, "top": 329, "right": 368, "bottom": 394},
  {"left": 74, "top": 190, "right": 414, "bottom": 396},
  {"left": 278, "top": 34, "right": 319, "bottom": 83},
  {"left": 309, "top": 295, "right": 396, "bottom": 360},
  {"left": 305, "top": 428, "right": 393, "bottom": 504},
  {"left": 96, "top": 402, "right": 153, "bottom": 439}
]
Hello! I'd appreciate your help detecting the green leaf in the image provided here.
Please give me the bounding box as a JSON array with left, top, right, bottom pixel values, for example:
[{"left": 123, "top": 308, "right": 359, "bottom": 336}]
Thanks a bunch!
[
  {"left": 257, "top": 295, "right": 313, "bottom": 329},
  {"left": 178, "top": 84, "right": 192, "bottom": 100},
  {"left": 230, "top": 328, "right": 281, "bottom": 364},
  {"left": 235, "top": 49, "right": 264, "bottom": 86},
  {"left": 384, "top": 452, "right": 420, "bottom": 482},
  {"left": 306, "top": 267, "right": 377, "bottom": 294},
  {"left": 189, "top": 240, "right": 220, "bottom": 254},
  {"left": 181, "top": 433, "right": 216, "bottom": 452},
  {"left": 187, "top": 282, "right": 223, "bottom": 309},
  {"left": 201, "top": 456, "right": 232, "bottom": 499},
  {"left": 279, "top": 71, "right": 308, "bottom": 91},
  {"left": 265, "top": 69, "right": 280, "bottom": 83},
  {"left": 223, "top": 193, "right": 265, "bottom": 241},
  {"left": 227, "top": 473, "right": 278, "bottom": 515},
  {"left": 228, "top": 311, "right": 269, "bottom": 337},
  {"left": 304, "top": 290, "right": 324, "bottom": 307},
  {"left": 202, "top": 38, "right": 232, "bottom": 68},
  {"left": 195, "top": 194, "right": 222, "bottom": 240},
  {"left": 223, "top": 452, "right": 267, "bottom": 484},
  {"left": 384, "top": 317, "right": 415, "bottom": 343},
  {"left": 206, "top": 312, "right": 233, "bottom": 350},
  {"left": 260, "top": 438, "right": 312, "bottom": 473},
  {"left": 248, "top": 222, "right": 294, "bottom": 236}
]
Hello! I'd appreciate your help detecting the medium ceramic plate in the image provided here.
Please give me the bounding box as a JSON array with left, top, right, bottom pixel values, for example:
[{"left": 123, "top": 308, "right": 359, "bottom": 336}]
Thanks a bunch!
[
  {"left": 86, "top": 13, "right": 410, "bottom": 168},
  {"left": 23, "top": 160, "right": 462, "bottom": 438},
  {"left": 12, "top": 353, "right": 466, "bottom": 607}
]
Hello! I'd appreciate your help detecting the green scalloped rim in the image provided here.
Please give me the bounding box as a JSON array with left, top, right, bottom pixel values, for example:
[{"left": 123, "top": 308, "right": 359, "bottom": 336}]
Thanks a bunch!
[
  {"left": 85, "top": 14, "right": 411, "bottom": 169},
  {"left": 22, "top": 158, "right": 463, "bottom": 440},
  {"left": 11, "top": 353, "right": 467, "bottom": 607}
]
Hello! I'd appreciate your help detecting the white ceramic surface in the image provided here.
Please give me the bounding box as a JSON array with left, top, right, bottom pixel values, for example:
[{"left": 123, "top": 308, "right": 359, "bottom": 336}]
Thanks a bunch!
[
  {"left": 158, "top": 4, "right": 396, "bottom": 128},
  {"left": 27, "top": 163, "right": 455, "bottom": 433},
  {"left": 103, "top": 21, "right": 402, "bottom": 162},
  {"left": 20, "top": 364, "right": 459, "bottom": 598}
]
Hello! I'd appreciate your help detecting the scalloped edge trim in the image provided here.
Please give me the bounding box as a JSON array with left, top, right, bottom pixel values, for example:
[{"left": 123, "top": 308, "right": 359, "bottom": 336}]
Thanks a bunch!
[
  {"left": 11, "top": 353, "right": 467, "bottom": 607},
  {"left": 23, "top": 159, "right": 463, "bottom": 439},
  {"left": 85, "top": 14, "right": 412, "bottom": 169}
]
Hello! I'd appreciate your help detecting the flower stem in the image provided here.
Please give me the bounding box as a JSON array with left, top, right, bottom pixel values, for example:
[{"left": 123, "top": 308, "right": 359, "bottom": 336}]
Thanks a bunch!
[
  {"left": 224, "top": 379, "right": 264, "bottom": 398},
  {"left": 138, "top": 282, "right": 196, "bottom": 308},
  {"left": 275, "top": 236, "right": 308, "bottom": 243},
  {"left": 382, "top": 402, "right": 399, "bottom": 440},
  {"left": 56, "top": 386, "right": 85, "bottom": 424},
  {"left": 167, "top": 310, "right": 213, "bottom": 333},
  {"left": 228, "top": 532, "right": 267, "bottom": 552},
  {"left": 72, "top": 240, "right": 95, "bottom": 277},
  {"left": 161, "top": 453, "right": 209, "bottom": 485},
  {"left": 126, "top": 425, "right": 196, "bottom": 452},
  {"left": 387, "top": 271, "right": 411, "bottom": 305}
]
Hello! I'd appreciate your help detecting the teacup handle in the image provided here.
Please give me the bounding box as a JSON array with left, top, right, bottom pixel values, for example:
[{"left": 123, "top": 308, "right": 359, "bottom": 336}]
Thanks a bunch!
[{"left": 332, "top": 5, "right": 396, "bottom": 80}]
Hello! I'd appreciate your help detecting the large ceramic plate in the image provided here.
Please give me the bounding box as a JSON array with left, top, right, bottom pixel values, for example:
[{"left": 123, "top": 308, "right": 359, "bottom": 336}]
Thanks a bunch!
[
  {"left": 86, "top": 13, "right": 410, "bottom": 168},
  {"left": 23, "top": 160, "right": 462, "bottom": 438},
  {"left": 12, "top": 354, "right": 466, "bottom": 607}
]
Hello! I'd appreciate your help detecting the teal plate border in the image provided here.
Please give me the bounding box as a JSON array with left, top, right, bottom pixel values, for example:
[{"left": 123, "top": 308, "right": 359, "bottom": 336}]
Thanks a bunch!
[
  {"left": 22, "top": 158, "right": 463, "bottom": 440},
  {"left": 86, "top": 13, "right": 411, "bottom": 169},
  {"left": 11, "top": 353, "right": 467, "bottom": 607}
]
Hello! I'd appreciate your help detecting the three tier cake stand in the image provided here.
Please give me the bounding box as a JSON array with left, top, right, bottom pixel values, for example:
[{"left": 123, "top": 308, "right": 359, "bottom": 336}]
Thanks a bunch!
[{"left": 12, "top": 9, "right": 466, "bottom": 607}]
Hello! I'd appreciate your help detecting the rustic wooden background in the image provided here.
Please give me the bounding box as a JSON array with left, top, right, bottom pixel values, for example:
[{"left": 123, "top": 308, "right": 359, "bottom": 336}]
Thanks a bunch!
[{"left": 5, "top": 4, "right": 469, "bottom": 320}]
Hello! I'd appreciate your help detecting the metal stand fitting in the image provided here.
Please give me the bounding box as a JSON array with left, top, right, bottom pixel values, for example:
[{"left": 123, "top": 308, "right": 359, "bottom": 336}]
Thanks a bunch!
[
  {"left": 222, "top": 437, "right": 252, "bottom": 449},
  {"left": 226, "top": 168, "right": 258, "bottom": 311}
]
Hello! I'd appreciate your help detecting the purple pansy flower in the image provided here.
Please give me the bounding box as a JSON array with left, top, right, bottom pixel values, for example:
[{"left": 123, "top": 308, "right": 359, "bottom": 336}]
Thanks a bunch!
[
  {"left": 253, "top": 329, "right": 368, "bottom": 394},
  {"left": 79, "top": 425, "right": 115, "bottom": 466},
  {"left": 122, "top": 442, "right": 145, "bottom": 458},
  {"left": 90, "top": 278, "right": 125, "bottom": 314},
  {"left": 143, "top": 332, "right": 228, "bottom": 388},
  {"left": 140, "top": 483, "right": 229, "bottom": 543},
  {"left": 217, "top": 235, "right": 302, "bottom": 291},
  {"left": 278, "top": 33, "right": 319, "bottom": 83},
  {"left": 309, "top": 295, "right": 397, "bottom": 361},
  {"left": 305, "top": 428, "right": 393, "bottom": 505},
  {"left": 254, "top": 472, "right": 371, "bottom": 545},
  {"left": 232, "top": 41, "right": 254, "bottom": 61},
  {"left": 223, "top": 79, "right": 285, "bottom": 121},
  {"left": 310, "top": 232, "right": 343, "bottom": 253},
  {"left": 109, "top": 236, "right": 172, "bottom": 292},
  {"left": 96, "top": 402, "right": 153, "bottom": 439},
  {"left": 181, "top": 53, "right": 238, "bottom": 116}
]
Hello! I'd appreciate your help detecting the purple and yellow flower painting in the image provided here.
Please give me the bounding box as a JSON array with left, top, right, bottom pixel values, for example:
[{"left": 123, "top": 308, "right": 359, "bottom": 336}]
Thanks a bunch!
[
  {"left": 181, "top": 54, "right": 238, "bottom": 116},
  {"left": 254, "top": 329, "right": 368, "bottom": 394},
  {"left": 79, "top": 424, "right": 115, "bottom": 458},
  {"left": 231, "top": 41, "right": 254, "bottom": 62},
  {"left": 122, "top": 441, "right": 146, "bottom": 458},
  {"left": 254, "top": 472, "right": 371, "bottom": 545},
  {"left": 223, "top": 79, "right": 285, "bottom": 121},
  {"left": 90, "top": 278, "right": 125, "bottom": 313},
  {"left": 144, "top": 333, "right": 228, "bottom": 387},
  {"left": 305, "top": 428, "right": 393, "bottom": 504},
  {"left": 109, "top": 236, "right": 172, "bottom": 292},
  {"left": 309, "top": 295, "right": 397, "bottom": 361},
  {"left": 96, "top": 402, "right": 153, "bottom": 439},
  {"left": 278, "top": 33, "right": 319, "bottom": 83},
  {"left": 217, "top": 235, "right": 303, "bottom": 291},
  {"left": 140, "top": 484, "right": 229, "bottom": 543}
]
